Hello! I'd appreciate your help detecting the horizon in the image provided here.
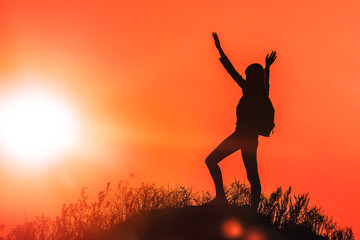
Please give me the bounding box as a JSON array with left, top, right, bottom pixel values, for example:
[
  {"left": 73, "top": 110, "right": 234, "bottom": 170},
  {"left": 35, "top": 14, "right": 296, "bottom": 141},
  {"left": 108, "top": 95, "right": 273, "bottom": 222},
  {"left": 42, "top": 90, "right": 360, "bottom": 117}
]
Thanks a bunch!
[{"left": 0, "top": 0, "right": 359, "bottom": 238}]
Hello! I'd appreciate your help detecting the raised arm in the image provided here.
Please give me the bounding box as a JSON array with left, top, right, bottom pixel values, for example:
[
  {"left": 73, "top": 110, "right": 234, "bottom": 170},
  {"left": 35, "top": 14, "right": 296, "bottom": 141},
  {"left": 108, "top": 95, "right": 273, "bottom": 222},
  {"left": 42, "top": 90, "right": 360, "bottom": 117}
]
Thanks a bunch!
[
  {"left": 212, "top": 32, "right": 245, "bottom": 88},
  {"left": 265, "top": 51, "right": 277, "bottom": 92}
]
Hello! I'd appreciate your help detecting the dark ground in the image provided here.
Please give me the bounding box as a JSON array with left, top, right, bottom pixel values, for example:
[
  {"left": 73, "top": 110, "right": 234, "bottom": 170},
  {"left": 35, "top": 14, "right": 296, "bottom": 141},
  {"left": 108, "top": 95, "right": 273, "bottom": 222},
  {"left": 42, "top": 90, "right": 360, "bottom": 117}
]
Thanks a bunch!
[{"left": 89, "top": 205, "right": 327, "bottom": 240}]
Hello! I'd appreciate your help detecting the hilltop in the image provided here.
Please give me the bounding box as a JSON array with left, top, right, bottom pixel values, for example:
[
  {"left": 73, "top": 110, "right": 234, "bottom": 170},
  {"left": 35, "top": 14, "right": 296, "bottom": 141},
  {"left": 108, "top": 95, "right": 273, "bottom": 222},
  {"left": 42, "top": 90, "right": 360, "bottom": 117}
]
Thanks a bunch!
[
  {"left": 93, "top": 204, "right": 327, "bottom": 240},
  {"left": 2, "top": 180, "right": 354, "bottom": 240}
]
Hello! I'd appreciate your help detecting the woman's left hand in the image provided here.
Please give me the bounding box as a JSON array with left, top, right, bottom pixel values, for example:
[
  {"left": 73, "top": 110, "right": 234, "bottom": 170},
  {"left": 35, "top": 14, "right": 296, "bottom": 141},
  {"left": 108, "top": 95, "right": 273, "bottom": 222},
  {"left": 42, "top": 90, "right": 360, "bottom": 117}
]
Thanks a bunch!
[{"left": 212, "top": 32, "right": 221, "bottom": 49}]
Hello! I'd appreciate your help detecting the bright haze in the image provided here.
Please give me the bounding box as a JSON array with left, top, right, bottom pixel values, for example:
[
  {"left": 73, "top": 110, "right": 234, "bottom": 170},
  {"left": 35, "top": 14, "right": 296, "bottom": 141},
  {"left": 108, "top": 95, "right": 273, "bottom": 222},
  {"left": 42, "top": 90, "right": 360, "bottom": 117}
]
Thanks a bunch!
[
  {"left": 0, "top": 0, "right": 359, "bottom": 237},
  {"left": 0, "top": 84, "right": 80, "bottom": 172}
]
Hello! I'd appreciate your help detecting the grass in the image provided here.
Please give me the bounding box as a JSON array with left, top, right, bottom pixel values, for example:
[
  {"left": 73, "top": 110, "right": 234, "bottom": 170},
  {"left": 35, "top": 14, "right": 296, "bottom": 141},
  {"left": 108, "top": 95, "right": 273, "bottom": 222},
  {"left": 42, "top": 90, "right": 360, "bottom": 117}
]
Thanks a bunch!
[{"left": 1, "top": 178, "right": 354, "bottom": 240}]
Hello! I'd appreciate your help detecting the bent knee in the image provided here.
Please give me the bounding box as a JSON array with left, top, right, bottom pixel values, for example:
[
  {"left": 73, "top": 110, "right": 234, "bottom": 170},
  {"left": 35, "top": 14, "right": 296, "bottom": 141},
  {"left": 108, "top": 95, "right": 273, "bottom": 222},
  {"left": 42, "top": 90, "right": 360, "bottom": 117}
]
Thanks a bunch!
[{"left": 205, "top": 156, "right": 218, "bottom": 167}]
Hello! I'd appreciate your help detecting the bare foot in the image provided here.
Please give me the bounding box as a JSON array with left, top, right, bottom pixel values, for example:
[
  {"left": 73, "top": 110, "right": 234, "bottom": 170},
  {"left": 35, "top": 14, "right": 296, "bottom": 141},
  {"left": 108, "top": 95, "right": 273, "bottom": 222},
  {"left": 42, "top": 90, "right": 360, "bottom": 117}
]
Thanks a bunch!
[{"left": 204, "top": 195, "right": 228, "bottom": 206}]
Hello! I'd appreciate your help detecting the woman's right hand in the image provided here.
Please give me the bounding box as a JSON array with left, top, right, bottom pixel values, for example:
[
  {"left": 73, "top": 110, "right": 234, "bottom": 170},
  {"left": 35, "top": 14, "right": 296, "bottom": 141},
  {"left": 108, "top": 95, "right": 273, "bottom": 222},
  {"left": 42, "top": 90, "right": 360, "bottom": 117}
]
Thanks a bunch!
[
  {"left": 266, "top": 51, "right": 277, "bottom": 68},
  {"left": 212, "top": 32, "right": 221, "bottom": 49}
]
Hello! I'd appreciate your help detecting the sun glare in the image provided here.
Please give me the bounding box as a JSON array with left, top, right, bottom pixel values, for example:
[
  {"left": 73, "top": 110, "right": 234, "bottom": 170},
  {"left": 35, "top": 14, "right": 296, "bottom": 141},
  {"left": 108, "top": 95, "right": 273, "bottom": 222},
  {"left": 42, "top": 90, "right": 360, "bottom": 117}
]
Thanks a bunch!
[{"left": 0, "top": 87, "right": 80, "bottom": 172}]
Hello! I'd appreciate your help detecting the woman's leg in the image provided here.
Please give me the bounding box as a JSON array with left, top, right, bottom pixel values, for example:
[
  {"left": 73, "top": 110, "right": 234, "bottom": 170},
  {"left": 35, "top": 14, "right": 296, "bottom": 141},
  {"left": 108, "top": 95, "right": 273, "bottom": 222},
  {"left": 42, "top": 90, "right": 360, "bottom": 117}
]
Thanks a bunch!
[
  {"left": 205, "top": 132, "right": 243, "bottom": 198},
  {"left": 241, "top": 138, "right": 261, "bottom": 211}
]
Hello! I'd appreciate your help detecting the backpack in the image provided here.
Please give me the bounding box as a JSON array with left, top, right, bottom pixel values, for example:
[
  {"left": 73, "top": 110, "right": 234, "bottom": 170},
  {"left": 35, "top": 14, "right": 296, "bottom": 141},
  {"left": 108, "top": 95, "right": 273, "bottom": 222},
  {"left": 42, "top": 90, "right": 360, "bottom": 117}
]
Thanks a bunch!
[{"left": 257, "top": 97, "right": 275, "bottom": 137}]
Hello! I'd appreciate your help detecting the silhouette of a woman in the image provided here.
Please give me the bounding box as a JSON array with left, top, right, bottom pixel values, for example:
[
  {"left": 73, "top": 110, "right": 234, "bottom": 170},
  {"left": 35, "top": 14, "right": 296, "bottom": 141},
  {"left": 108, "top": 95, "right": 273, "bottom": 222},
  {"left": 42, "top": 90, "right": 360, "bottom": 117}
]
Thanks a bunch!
[{"left": 206, "top": 32, "right": 276, "bottom": 211}]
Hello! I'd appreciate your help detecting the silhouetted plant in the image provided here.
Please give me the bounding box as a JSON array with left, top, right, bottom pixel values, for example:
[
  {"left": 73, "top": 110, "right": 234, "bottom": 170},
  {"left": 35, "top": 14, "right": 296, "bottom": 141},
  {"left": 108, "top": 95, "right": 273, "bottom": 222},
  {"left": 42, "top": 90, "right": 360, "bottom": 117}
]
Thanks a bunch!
[
  {"left": 6, "top": 215, "right": 54, "bottom": 240},
  {"left": 2, "top": 179, "right": 354, "bottom": 240},
  {"left": 224, "top": 180, "right": 251, "bottom": 206}
]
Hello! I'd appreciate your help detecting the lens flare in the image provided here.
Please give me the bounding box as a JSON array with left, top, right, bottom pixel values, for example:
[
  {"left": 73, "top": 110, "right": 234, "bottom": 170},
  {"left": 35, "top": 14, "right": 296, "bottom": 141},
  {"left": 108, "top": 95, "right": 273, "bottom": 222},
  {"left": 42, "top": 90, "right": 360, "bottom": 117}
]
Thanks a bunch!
[
  {"left": 247, "top": 229, "right": 266, "bottom": 240},
  {"left": 222, "top": 218, "right": 243, "bottom": 239}
]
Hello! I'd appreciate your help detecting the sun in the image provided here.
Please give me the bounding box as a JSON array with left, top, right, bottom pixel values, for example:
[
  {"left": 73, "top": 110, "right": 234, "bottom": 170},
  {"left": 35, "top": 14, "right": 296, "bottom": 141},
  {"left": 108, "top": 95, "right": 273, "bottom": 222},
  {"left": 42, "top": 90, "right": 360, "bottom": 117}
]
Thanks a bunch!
[{"left": 0, "top": 87, "right": 80, "bottom": 172}]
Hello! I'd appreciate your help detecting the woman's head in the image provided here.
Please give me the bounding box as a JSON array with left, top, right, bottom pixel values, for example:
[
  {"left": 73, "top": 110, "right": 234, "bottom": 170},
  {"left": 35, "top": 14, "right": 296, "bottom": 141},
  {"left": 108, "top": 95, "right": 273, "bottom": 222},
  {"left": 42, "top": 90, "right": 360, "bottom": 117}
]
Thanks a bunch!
[{"left": 245, "top": 63, "right": 264, "bottom": 86}]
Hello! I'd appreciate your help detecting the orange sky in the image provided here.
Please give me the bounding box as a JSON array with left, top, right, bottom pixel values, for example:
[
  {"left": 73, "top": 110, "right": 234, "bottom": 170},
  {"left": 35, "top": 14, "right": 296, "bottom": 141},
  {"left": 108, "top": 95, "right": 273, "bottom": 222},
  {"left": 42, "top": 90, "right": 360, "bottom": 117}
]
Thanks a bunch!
[{"left": 1, "top": 0, "right": 360, "bottom": 237}]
